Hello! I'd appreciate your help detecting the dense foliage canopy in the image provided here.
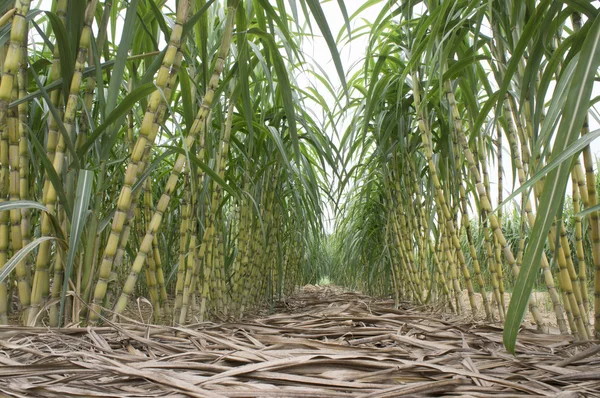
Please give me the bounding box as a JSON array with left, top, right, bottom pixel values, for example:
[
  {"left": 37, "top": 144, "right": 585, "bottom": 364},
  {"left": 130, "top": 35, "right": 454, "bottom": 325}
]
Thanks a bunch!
[{"left": 0, "top": 0, "right": 599, "bottom": 352}]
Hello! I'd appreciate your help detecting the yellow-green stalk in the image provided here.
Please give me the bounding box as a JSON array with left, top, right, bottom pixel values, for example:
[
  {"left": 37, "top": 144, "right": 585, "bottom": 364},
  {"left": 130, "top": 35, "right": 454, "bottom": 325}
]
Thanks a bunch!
[
  {"left": 503, "top": 102, "right": 568, "bottom": 333},
  {"left": 241, "top": 218, "right": 261, "bottom": 313},
  {"left": 0, "top": 0, "right": 32, "bottom": 323},
  {"left": 30, "top": 0, "right": 68, "bottom": 311},
  {"left": 153, "top": 236, "right": 169, "bottom": 319},
  {"left": 548, "top": 220, "right": 587, "bottom": 339},
  {"left": 444, "top": 80, "right": 547, "bottom": 330},
  {"left": 173, "top": 181, "right": 191, "bottom": 315},
  {"left": 431, "top": 235, "right": 455, "bottom": 312},
  {"left": 236, "top": 203, "right": 254, "bottom": 315},
  {"left": 183, "top": 93, "right": 235, "bottom": 323},
  {"left": 230, "top": 200, "right": 248, "bottom": 307},
  {"left": 77, "top": 0, "right": 112, "bottom": 150},
  {"left": 214, "top": 228, "right": 227, "bottom": 313},
  {"left": 44, "top": 0, "right": 67, "bottom": 167},
  {"left": 581, "top": 121, "right": 600, "bottom": 338},
  {"left": 0, "top": 39, "right": 7, "bottom": 324},
  {"left": 494, "top": 129, "right": 505, "bottom": 311},
  {"left": 572, "top": 168, "right": 590, "bottom": 316},
  {"left": 113, "top": 1, "right": 239, "bottom": 320},
  {"left": 461, "top": 187, "right": 492, "bottom": 320},
  {"left": 48, "top": 209, "right": 66, "bottom": 326},
  {"left": 483, "top": 218, "right": 503, "bottom": 319},
  {"left": 99, "top": 54, "right": 184, "bottom": 314},
  {"left": 143, "top": 178, "right": 161, "bottom": 321},
  {"left": 480, "top": 160, "right": 505, "bottom": 311},
  {"left": 0, "top": 200, "right": 8, "bottom": 324},
  {"left": 572, "top": 12, "right": 600, "bottom": 337},
  {"left": 88, "top": 1, "right": 190, "bottom": 323},
  {"left": 559, "top": 222, "right": 590, "bottom": 334},
  {"left": 17, "top": 42, "right": 28, "bottom": 249},
  {"left": 414, "top": 75, "right": 476, "bottom": 315},
  {"left": 29, "top": 0, "right": 99, "bottom": 325}
]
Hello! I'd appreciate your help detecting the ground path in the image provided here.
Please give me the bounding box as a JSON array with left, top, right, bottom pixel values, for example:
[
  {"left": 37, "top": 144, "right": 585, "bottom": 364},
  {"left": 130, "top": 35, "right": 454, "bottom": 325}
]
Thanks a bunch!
[{"left": 0, "top": 286, "right": 598, "bottom": 397}]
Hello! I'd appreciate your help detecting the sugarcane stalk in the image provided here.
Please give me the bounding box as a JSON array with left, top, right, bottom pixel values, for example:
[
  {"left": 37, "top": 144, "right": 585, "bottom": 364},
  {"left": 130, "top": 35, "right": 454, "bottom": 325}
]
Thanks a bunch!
[
  {"left": 413, "top": 74, "right": 478, "bottom": 315},
  {"left": 173, "top": 180, "right": 191, "bottom": 316},
  {"left": 0, "top": 199, "right": 8, "bottom": 324},
  {"left": 77, "top": 0, "right": 112, "bottom": 151},
  {"left": 153, "top": 236, "right": 169, "bottom": 319},
  {"left": 142, "top": 178, "right": 161, "bottom": 321},
  {"left": 443, "top": 79, "right": 547, "bottom": 331},
  {"left": 112, "top": 1, "right": 240, "bottom": 320},
  {"left": 88, "top": 1, "right": 189, "bottom": 323},
  {"left": 182, "top": 90, "right": 235, "bottom": 323},
  {"left": 503, "top": 99, "right": 568, "bottom": 333},
  {"left": 461, "top": 186, "right": 492, "bottom": 320},
  {"left": 574, "top": 11, "right": 600, "bottom": 338},
  {"left": 0, "top": 0, "right": 32, "bottom": 324},
  {"left": 214, "top": 227, "right": 227, "bottom": 314},
  {"left": 48, "top": 207, "right": 66, "bottom": 327},
  {"left": 29, "top": 0, "right": 100, "bottom": 326},
  {"left": 0, "top": 40, "right": 6, "bottom": 325},
  {"left": 557, "top": 221, "right": 590, "bottom": 337},
  {"left": 571, "top": 167, "right": 590, "bottom": 317},
  {"left": 494, "top": 130, "right": 505, "bottom": 312}
]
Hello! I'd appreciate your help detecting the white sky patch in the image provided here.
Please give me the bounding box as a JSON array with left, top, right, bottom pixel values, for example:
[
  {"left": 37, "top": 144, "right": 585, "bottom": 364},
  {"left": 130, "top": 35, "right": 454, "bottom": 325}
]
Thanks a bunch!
[{"left": 294, "top": 2, "right": 383, "bottom": 232}]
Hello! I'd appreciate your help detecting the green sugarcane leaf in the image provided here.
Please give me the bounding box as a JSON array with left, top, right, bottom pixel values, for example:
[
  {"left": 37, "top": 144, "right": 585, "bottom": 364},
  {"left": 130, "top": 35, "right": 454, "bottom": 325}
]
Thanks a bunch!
[
  {"left": 236, "top": 6, "right": 255, "bottom": 156},
  {"left": 139, "top": 49, "right": 166, "bottom": 86},
  {"left": 29, "top": 131, "right": 73, "bottom": 220},
  {"left": 304, "top": 0, "right": 348, "bottom": 99},
  {"left": 31, "top": 20, "right": 55, "bottom": 53},
  {"left": 45, "top": 11, "right": 74, "bottom": 101},
  {"left": 10, "top": 59, "right": 116, "bottom": 108},
  {"left": 248, "top": 28, "right": 300, "bottom": 162},
  {"left": 0, "top": 0, "right": 13, "bottom": 12},
  {"left": 0, "top": 201, "right": 65, "bottom": 242},
  {"left": 493, "top": 0, "right": 552, "bottom": 119},
  {"left": 106, "top": 0, "right": 139, "bottom": 115},
  {"left": 0, "top": 237, "right": 65, "bottom": 283},
  {"left": 147, "top": 0, "right": 170, "bottom": 39},
  {"left": 59, "top": 169, "right": 94, "bottom": 326},
  {"left": 79, "top": 82, "right": 156, "bottom": 157},
  {"left": 182, "top": 0, "right": 217, "bottom": 38},
  {"left": 494, "top": 125, "right": 600, "bottom": 213},
  {"left": 167, "top": 145, "right": 240, "bottom": 199},
  {"left": 255, "top": 0, "right": 295, "bottom": 52},
  {"left": 178, "top": 67, "right": 194, "bottom": 130},
  {"left": 576, "top": 202, "right": 600, "bottom": 218},
  {"left": 563, "top": 0, "right": 598, "bottom": 18},
  {"left": 66, "top": 0, "right": 85, "bottom": 59},
  {"left": 336, "top": 0, "right": 352, "bottom": 40},
  {"left": 30, "top": 64, "right": 80, "bottom": 170},
  {"left": 503, "top": 13, "right": 600, "bottom": 354},
  {"left": 89, "top": 34, "right": 105, "bottom": 129}
]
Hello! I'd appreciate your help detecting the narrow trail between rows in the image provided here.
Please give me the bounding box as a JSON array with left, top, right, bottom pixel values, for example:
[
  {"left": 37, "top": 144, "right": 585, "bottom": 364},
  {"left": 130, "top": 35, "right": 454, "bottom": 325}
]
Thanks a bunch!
[{"left": 0, "top": 286, "right": 598, "bottom": 397}]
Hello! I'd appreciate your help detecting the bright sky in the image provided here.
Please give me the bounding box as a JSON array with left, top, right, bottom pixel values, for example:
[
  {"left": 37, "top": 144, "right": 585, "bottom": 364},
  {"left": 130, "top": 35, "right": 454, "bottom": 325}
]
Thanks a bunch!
[{"left": 295, "top": 2, "right": 383, "bottom": 230}]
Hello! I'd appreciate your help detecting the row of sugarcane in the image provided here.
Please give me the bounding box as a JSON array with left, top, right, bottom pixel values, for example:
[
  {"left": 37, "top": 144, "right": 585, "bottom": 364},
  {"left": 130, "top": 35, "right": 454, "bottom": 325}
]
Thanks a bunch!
[
  {"left": 0, "top": 0, "right": 333, "bottom": 326},
  {"left": 333, "top": 0, "right": 600, "bottom": 344}
]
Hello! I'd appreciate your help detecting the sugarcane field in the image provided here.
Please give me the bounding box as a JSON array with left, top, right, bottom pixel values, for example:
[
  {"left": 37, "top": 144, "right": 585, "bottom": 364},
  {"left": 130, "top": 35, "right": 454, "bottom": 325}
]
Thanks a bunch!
[{"left": 1, "top": 0, "right": 600, "bottom": 396}]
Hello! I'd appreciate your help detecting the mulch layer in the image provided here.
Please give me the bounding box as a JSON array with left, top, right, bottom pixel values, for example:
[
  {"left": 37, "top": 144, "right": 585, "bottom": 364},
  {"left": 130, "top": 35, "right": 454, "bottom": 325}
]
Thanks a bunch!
[{"left": 0, "top": 285, "right": 599, "bottom": 397}]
